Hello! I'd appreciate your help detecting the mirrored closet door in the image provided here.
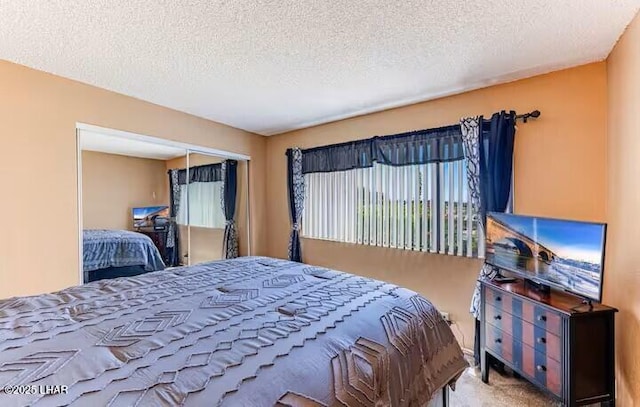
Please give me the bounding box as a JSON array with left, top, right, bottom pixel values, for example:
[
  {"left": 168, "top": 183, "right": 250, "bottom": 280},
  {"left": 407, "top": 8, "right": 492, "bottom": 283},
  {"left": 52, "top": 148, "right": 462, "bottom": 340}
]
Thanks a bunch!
[{"left": 78, "top": 125, "right": 250, "bottom": 283}]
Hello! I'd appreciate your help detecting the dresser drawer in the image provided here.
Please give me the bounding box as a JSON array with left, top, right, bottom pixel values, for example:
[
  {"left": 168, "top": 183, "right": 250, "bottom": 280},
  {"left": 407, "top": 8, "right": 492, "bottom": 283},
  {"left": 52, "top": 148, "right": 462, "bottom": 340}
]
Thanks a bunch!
[
  {"left": 485, "top": 304, "right": 514, "bottom": 335},
  {"left": 485, "top": 287, "right": 514, "bottom": 313},
  {"left": 485, "top": 286, "right": 563, "bottom": 336},
  {"left": 522, "top": 319, "right": 561, "bottom": 362},
  {"left": 522, "top": 301, "right": 562, "bottom": 336},
  {"left": 485, "top": 325, "right": 516, "bottom": 365},
  {"left": 486, "top": 304, "right": 561, "bottom": 363},
  {"left": 486, "top": 324, "right": 562, "bottom": 397},
  {"left": 522, "top": 342, "right": 562, "bottom": 397}
]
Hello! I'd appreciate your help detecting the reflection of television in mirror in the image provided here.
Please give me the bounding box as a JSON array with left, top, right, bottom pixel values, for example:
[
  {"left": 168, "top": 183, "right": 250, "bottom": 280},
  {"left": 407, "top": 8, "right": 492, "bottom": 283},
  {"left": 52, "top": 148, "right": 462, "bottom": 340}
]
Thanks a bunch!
[
  {"left": 485, "top": 212, "right": 607, "bottom": 303},
  {"left": 132, "top": 206, "right": 169, "bottom": 229}
]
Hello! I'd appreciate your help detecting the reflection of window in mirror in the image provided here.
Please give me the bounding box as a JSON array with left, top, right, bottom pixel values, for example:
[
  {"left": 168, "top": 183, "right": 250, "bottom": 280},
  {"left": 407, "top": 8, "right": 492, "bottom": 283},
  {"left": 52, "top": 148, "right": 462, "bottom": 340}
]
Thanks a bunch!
[
  {"left": 189, "top": 153, "right": 227, "bottom": 265},
  {"left": 165, "top": 152, "right": 248, "bottom": 266},
  {"left": 175, "top": 164, "right": 226, "bottom": 229},
  {"left": 165, "top": 153, "right": 227, "bottom": 266}
]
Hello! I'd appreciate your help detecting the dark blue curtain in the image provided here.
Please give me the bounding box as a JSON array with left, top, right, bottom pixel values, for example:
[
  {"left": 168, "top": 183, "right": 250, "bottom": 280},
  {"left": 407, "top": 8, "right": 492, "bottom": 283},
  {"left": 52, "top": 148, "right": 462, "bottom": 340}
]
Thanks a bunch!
[
  {"left": 479, "top": 111, "right": 516, "bottom": 221},
  {"left": 167, "top": 171, "right": 181, "bottom": 267},
  {"left": 286, "top": 149, "right": 303, "bottom": 262},
  {"left": 474, "top": 110, "right": 516, "bottom": 367},
  {"left": 301, "top": 124, "right": 463, "bottom": 174},
  {"left": 222, "top": 160, "right": 239, "bottom": 259}
]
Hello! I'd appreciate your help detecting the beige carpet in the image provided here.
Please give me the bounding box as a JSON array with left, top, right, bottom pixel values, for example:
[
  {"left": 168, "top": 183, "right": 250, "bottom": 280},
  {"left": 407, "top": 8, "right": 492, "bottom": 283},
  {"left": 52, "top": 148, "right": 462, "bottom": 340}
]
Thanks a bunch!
[{"left": 449, "top": 360, "right": 562, "bottom": 407}]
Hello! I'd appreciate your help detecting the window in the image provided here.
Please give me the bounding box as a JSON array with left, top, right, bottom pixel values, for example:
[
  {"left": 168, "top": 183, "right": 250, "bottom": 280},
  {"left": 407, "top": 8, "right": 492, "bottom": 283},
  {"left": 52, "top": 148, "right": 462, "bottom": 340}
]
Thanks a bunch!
[
  {"left": 177, "top": 181, "right": 226, "bottom": 229},
  {"left": 302, "top": 161, "right": 484, "bottom": 257}
]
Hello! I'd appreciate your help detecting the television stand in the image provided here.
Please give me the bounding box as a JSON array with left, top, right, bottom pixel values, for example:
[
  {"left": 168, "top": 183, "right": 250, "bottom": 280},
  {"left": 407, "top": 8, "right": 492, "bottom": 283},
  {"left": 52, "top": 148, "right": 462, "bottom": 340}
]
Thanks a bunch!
[
  {"left": 582, "top": 298, "right": 594, "bottom": 310},
  {"left": 480, "top": 277, "right": 618, "bottom": 406},
  {"left": 489, "top": 267, "right": 517, "bottom": 283},
  {"left": 492, "top": 275, "right": 517, "bottom": 284},
  {"left": 523, "top": 278, "right": 551, "bottom": 296},
  {"left": 569, "top": 293, "right": 595, "bottom": 312}
]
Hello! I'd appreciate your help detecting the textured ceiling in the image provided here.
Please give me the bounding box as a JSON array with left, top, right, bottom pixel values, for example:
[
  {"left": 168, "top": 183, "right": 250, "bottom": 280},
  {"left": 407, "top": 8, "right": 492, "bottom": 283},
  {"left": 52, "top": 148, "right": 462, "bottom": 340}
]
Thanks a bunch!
[{"left": 1, "top": 1, "right": 639, "bottom": 135}]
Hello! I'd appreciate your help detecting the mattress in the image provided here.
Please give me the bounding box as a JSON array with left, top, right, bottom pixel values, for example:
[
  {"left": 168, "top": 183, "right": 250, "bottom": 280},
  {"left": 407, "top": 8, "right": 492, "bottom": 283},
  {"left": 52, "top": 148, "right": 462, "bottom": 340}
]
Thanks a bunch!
[
  {"left": 0, "top": 257, "right": 467, "bottom": 406},
  {"left": 82, "top": 229, "right": 165, "bottom": 274}
]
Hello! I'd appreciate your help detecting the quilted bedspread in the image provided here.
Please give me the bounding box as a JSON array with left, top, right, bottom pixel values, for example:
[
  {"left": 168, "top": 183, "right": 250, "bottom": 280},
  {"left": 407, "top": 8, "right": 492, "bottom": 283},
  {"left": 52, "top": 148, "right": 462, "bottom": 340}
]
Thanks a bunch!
[{"left": 0, "top": 257, "right": 467, "bottom": 406}]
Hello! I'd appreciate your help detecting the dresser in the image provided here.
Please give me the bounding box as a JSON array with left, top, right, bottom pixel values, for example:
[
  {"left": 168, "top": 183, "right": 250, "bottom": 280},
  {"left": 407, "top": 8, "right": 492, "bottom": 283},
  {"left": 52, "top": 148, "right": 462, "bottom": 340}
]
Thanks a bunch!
[
  {"left": 137, "top": 227, "right": 170, "bottom": 265},
  {"left": 480, "top": 278, "right": 617, "bottom": 406}
]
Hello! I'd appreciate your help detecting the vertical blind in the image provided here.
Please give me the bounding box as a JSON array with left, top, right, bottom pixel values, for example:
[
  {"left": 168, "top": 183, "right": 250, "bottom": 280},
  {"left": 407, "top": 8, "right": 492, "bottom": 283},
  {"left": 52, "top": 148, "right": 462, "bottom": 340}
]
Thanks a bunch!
[{"left": 302, "top": 162, "right": 484, "bottom": 257}]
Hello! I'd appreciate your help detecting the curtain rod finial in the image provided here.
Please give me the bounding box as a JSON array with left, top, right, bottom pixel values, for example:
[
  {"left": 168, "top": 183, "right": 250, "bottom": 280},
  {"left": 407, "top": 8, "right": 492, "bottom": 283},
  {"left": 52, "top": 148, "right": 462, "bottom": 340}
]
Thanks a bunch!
[{"left": 520, "top": 110, "right": 541, "bottom": 123}]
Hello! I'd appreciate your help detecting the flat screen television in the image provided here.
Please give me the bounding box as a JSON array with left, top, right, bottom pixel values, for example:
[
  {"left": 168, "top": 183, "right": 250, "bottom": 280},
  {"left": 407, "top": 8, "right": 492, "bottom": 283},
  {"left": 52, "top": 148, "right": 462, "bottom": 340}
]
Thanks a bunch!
[
  {"left": 132, "top": 206, "right": 169, "bottom": 229},
  {"left": 485, "top": 212, "right": 607, "bottom": 302}
]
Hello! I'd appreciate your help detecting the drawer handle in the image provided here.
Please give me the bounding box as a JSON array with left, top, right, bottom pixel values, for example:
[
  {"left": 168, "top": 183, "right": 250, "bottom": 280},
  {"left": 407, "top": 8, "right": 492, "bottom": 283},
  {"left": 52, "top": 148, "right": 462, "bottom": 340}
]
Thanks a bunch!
[
  {"left": 537, "top": 315, "right": 547, "bottom": 322},
  {"left": 494, "top": 338, "right": 502, "bottom": 344},
  {"left": 536, "top": 365, "right": 547, "bottom": 372},
  {"left": 494, "top": 315, "right": 502, "bottom": 320},
  {"left": 537, "top": 337, "right": 547, "bottom": 344},
  {"left": 495, "top": 296, "right": 502, "bottom": 302}
]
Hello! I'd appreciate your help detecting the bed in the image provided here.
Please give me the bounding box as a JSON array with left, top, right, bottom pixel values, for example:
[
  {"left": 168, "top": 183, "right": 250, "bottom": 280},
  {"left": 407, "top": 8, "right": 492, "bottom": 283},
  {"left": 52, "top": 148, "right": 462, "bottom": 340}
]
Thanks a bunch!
[
  {"left": 0, "top": 257, "right": 467, "bottom": 406},
  {"left": 82, "top": 229, "right": 165, "bottom": 282}
]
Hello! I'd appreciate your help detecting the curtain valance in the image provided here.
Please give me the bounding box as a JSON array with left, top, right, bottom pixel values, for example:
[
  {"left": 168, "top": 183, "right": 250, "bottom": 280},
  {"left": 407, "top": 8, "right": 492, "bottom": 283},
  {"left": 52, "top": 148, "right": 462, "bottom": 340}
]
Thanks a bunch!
[
  {"left": 172, "top": 163, "right": 223, "bottom": 185},
  {"left": 300, "top": 124, "right": 463, "bottom": 174}
]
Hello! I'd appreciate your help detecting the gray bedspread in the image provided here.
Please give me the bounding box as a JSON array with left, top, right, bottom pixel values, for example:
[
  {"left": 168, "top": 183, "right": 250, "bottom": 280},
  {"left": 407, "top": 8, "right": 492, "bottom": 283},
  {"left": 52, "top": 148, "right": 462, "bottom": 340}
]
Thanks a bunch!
[
  {"left": 0, "top": 257, "right": 467, "bottom": 406},
  {"left": 82, "top": 229, "right": 165, "bottom": 273}
]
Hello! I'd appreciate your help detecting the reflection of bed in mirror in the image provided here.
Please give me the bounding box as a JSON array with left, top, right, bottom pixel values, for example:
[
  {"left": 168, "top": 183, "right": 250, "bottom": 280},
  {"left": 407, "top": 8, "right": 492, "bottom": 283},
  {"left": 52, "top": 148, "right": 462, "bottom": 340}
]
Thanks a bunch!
[{"left": 83, "top": 229, "right": 165, "bottom": 282}]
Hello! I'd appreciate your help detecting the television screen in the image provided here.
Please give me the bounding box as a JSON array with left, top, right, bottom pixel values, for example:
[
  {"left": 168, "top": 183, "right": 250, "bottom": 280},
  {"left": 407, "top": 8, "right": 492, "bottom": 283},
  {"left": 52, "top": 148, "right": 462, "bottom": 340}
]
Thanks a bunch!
[
  {"left": 132, "top": 206, "right": 169, "bottom": 228},
  {"left": 485, "top": 212, "right": 606, "bottom": 302}
]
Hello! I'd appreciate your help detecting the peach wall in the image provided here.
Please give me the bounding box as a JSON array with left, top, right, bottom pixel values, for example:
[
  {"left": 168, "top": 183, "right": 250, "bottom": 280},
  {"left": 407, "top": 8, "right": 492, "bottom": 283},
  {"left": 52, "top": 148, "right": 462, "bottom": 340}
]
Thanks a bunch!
[
  {"left": 265, "top": 62, "right": 608, "bottom": 350},
  {"left": 82, "top": 151, "right": 169, "bottom": 230},
  {"left": 606, "top": 12, "right": 640, "bottom": 406},
  {"left": 0, "top": 60, "right": 266, "bottom": 299}
]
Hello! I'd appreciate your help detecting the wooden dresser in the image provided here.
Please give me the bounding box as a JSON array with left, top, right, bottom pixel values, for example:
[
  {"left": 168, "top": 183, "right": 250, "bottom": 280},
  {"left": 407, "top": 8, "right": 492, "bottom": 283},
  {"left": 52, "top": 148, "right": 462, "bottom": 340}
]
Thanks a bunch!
[
  {"left": 480, "top": 278, "right": 617, "bottom": 406},
  {"left": 137, "top": 228, "right": 170, "bottom": 265}
]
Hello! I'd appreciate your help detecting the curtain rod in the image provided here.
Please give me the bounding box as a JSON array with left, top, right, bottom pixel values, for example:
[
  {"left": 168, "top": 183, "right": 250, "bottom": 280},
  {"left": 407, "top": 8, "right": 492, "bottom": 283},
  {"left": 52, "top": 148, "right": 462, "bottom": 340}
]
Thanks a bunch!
[
  {"left": 491, "top": 110, "right": 541, "bottom": 123},
  {"left": 516, "top": 110, "right": 541, "bottom": 123}
]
